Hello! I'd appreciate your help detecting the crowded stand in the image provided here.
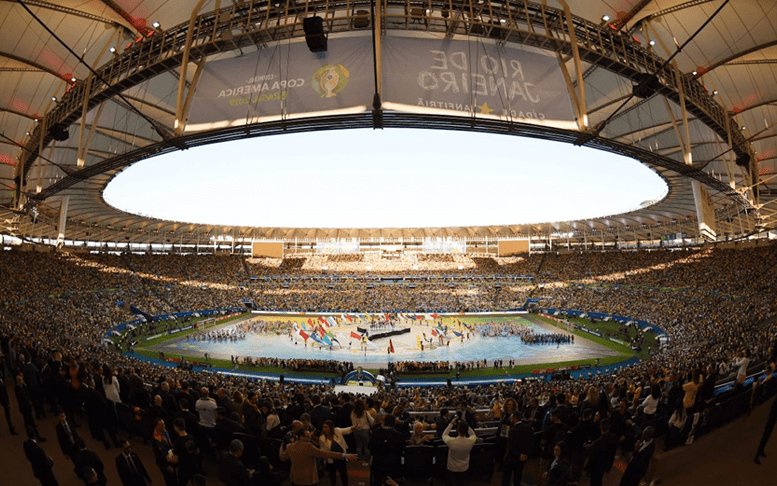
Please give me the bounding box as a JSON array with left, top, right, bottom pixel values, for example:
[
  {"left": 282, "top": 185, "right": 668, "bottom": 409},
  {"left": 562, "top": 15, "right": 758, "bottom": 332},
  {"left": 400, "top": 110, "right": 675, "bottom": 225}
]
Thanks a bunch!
[{"left": 1, "top": 243, "right": 777, "bottom": 486}]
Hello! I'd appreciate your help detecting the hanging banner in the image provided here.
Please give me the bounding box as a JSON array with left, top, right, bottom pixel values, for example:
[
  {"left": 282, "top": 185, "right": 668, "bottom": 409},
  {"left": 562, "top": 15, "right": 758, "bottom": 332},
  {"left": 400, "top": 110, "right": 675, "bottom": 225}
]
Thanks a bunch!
[
  {"left": 383, "top": 36, "right": 575, "bottom": 124},
  {"left": 187, "top": 36, "right": 374, "bottom": 131}
]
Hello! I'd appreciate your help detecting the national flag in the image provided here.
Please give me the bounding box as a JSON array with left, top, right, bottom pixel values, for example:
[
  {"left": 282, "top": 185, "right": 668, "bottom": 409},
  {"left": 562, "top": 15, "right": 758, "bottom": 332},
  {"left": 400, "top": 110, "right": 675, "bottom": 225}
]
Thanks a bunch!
[
  {"left": 299, "top": 330, "right": 309, "bottom": 341},
  {"left": 327, "top": 316, "right": 337, "bottom": 327},
  {"left": 310, "top": 333, "right": 322, "bottom": 344},
  {"left": 417, "top": 335, "right": 422, "bottom": 349},
  {"left": 431, "top": 328, "right": 438, "bottom": 336},
  {"left": 307, "top": 319, "right": 313, "bottom": 328},
  {"left": 321, "top": 335, "right": 332, "bottom": 346},
  {"left": 384, "top": 313, "right": 391, "bottom": 321},
  {"left": 389, "top": 339, "right": 395, "bottom": 353},
  {"left": 318, "top": 326, "right": 326, "bottom": 337},
  {"left": 430, "top": 313, "right": 439, "bottom": 319},
  {"left": 350, "top": 331, "right": 362, "bottom": 341},
  {"left": 318, "top": 316, "right": 326, "bottom": 324},
  {"left": 345, "top": 314, "right": 353, "bottom": 322},
  {"left": 453, "top": 331, "right": 463, "bottom": 337}
]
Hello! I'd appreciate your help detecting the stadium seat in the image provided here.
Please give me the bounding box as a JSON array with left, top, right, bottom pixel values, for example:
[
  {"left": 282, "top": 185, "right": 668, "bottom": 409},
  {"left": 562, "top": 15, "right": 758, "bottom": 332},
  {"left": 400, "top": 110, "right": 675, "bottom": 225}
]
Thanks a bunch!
[
  {"left": 467, "top": 443, "right": 495, "bottom": 481},
  {"left": 402, "top": 445, "right": 435, "bottom": 484},
  {"left": 433, "top": 444, "right": 449, "bottom": 480}
]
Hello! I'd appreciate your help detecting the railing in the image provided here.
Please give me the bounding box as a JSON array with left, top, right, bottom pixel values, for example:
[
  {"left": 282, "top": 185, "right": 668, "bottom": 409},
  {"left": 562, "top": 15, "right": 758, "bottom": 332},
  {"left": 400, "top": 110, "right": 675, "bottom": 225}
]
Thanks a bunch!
[{"left": 20, "top": 0, "right": 746, "bottom": 181}]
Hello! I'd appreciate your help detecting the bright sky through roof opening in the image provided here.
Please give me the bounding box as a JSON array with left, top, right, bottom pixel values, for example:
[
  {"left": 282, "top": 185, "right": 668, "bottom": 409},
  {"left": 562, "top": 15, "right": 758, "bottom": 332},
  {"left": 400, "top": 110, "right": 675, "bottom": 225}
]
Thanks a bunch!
[{"left": 104, "top": 128, "right": 667, "bottom": 228}]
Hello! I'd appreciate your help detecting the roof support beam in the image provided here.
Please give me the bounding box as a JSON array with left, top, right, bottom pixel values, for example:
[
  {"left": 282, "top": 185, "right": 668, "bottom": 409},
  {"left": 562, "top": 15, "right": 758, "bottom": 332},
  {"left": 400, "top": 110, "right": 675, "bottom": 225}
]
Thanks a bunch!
[
  {"left": 96, "top": 0, "right": 149, "bottom": 35},
  {"left": 175, "top": 0, "right": 208, "bottom": 135},
  {"left": 1, "top": 0, "right": 135, "bottom": 37},
  {"left": 0, "top": 51, "right": 67, "bottom": 81}
]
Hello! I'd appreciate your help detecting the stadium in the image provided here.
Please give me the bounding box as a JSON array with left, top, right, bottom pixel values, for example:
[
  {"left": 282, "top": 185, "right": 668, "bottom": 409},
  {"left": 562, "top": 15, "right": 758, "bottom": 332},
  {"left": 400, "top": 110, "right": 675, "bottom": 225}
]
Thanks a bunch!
[{"left": 1, "top": 1, "right": 777, "bottom": 486}]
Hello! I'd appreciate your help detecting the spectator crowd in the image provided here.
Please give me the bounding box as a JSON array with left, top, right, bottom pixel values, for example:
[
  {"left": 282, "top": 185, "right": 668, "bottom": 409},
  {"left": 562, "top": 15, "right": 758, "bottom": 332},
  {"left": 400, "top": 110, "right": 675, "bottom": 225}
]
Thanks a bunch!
[{"left": 0, "top": 243, "right": 776, "bottom": 486}]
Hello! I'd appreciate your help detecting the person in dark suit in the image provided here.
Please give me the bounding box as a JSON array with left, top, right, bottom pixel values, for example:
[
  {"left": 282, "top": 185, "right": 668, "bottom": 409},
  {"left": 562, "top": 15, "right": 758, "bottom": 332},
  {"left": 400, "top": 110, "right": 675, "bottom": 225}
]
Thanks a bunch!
[
  {"left": 585, "top": 418, "right": 619, "bottom": 486},
  {"left": 16, "top": 374, "right": 45, "bottom": 441},
  {"left": 0, "top": 375, "right": 19, "bottom": 435},
  {"left": 309, "top": 394, "right": 331, "bottom": 433},
  {"left": 81, "top": 378, "right": 119, "bottom": 449},
  {"left": 434, "top": 408, "right": 451, "bottom": 438},
  {"left": 219, "top": 439, "right": 254, "bottom": 486},
  {"left": 501, "top": 411, "right": 534, "bottom": 486},
  {"left": 55, "top": 410, "right": 81, "bottom": 463},
  {"left": 755, "top": 393, "right": 777, "bottom": 464},
  {"left": 73, "top": 438, "right": 107, "bottom": 486},
  {"left": 542, "top": 440, "right": 571, "bottom": 486},
  {"left": 23, "top": 426, "right": 59, "bottom": 486},
  {"left": 368, "top": 414, "right": 405, "bottom": 486},
  {"left": 115, "top": 439, "right": 152, "bottom": 486},
  {"left": 618, "top": 426, "right": 655, "bottom": 486}
]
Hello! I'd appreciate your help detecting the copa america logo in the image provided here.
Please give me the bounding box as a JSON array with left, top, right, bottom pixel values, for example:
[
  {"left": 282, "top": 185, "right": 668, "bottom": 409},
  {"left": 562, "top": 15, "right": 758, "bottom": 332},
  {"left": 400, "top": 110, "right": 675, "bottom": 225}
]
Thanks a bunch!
[{"left": 312, "top": 64, "right": 350, "bottom": 98}]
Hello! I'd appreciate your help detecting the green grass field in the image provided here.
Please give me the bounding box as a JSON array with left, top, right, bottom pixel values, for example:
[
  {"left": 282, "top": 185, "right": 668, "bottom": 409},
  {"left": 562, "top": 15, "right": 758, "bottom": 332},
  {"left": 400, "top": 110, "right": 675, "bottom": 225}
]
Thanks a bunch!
[{"left": 127, "top": 312, "right": 639, "bottom": 380}]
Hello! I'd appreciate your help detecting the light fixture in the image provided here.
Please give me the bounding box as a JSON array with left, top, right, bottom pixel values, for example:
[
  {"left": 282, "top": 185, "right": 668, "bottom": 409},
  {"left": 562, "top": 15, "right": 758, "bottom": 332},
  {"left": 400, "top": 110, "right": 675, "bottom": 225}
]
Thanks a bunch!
[
  {"left": 741, "top": 126, "right": 746, "bottom": 130},
  {"left": 51, "top": 96, "right": 57, "bottom": 102},
  {"left": 602, "top": 14, "right": 610, "bottom": 22},
  {"left": 713, "top": 90, "right": 718, "bottom": 95},
  {"left": 109, "top": 46, "right": 116, "bottom": 53},
  {"left": 71, "top": 77, "right": 76, "bottom": 82},
  {"left": 649, "top": 40, "right": 655, "bottom": 46},
  {"left": 692, "top": 71, "right": 697, "bottom": 76},
  {"left": 152, "top": 21, "right": 161, "bottom": 29}
]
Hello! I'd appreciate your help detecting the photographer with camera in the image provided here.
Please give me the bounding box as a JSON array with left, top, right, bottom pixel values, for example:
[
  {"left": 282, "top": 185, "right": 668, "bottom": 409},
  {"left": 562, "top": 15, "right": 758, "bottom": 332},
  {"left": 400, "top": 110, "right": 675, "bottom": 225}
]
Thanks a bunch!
[{"left": 442, "top": 412, "right": 477, "bottom": 486}]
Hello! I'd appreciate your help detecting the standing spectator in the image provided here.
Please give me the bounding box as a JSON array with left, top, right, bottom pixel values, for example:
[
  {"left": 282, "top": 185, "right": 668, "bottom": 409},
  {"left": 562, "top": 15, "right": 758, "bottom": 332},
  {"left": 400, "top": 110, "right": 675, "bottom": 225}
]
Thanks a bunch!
[
  {"left": 20, "top": 352, "right": 47, "bottom": 420},
  {"left": 754, "top": 394, "right": 777, "bottom": 464},
  {"left": 173, "top": 417, "right": 201, "bottom": 486},
  {"left": 81, "top": 377, "right": 120, "bottom": 449},
  {"left": 55, "top": 410, "right": 81, "bottom": 465},
  {"left": 319, "top": 419, "right": 354, "bottom": 486},
  {"left": 150, "top": 418, "right": 179, "bottom": 486},
  {"left": 116, "top": 439, "right": 152, "bottom": 486},
  {"left": 434, "top": 409, "right": 451, "bottom": 438},
  {"left": 350, "top": 398, "right": 373, "bottom": 461},
  {"left": 23, "top": 425, "right": 58, "bottom": 486},
  {"left": 734, "top": 349, "right": 750, "bottom": 388},
  {"left": 73, "top": 437, "right": 108, "bottom": 486},
  {"left": 618, "top": 426, "right": 655, "bottom": 486},
  {"left": 681, "top": 371, "right": 700, "bottom": 413},
  {"left": 442, "top": 415, "right": 477, "bottom": 486},
  {"left": 15, "top": 374, "right": 45, "bottom": 441},
  {"left": 195, "top": 387, "right": 217, "bottom": 430},
  {"left": 501, "top": 411, "right": 533, "bottom": 486},
  {"left": 369, "top": 414, "right": 405, "bottom": 486},
  {"left": 280, "top": 426, "right": 356, "bottom": 486},
  {"left": 0, "top": 375, "right": 18, "bottom": 435},
  {"left": 542, "top": 441, "right": 571, "bottom": 486},
  {"left": 309, "top": 394, "right": 331, "bottom": 433},
  {"left": 585, "top": 419, "right": 618, "bottom": 486},
  {"left": 219, "top": 439, "right": 255, "bottom": 486}
]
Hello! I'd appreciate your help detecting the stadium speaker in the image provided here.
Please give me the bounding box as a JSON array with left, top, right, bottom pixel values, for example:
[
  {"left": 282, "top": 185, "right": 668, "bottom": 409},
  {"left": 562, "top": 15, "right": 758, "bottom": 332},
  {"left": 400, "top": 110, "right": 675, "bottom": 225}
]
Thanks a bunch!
[
  {"left": 631, "top": 73, "right": 660, "bottom": 99},
  {"left": 279, "top": 374, "right": 285, "bottom": 384},
  {"left": 303, "top": 16, "right": 327, "bottom": 53},
  {"left": 353, "top": 10, "right": 370, "bottom": 29},
  {"left": 736, "top": 153, "right": 751, "bottom": 167},
  {"left": 446, "top": 378, "right": 452, "bottom": 388},
  {"left": 50, "top": 124, "right": 70, "bottom": 142}
]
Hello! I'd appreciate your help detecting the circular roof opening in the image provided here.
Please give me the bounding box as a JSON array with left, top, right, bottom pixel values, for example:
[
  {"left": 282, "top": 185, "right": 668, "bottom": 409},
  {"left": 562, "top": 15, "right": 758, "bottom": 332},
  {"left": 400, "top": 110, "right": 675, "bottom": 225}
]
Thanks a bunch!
[{"left": 104, "top": 128, "right": 667, "bottom": 228}]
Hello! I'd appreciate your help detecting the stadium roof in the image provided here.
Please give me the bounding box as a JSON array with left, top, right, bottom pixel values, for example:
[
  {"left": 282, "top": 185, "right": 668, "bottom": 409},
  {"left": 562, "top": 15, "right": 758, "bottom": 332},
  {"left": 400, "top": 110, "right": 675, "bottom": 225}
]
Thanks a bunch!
[{"left": 1, "top": 0, "right": 776, "bottom": 246}]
